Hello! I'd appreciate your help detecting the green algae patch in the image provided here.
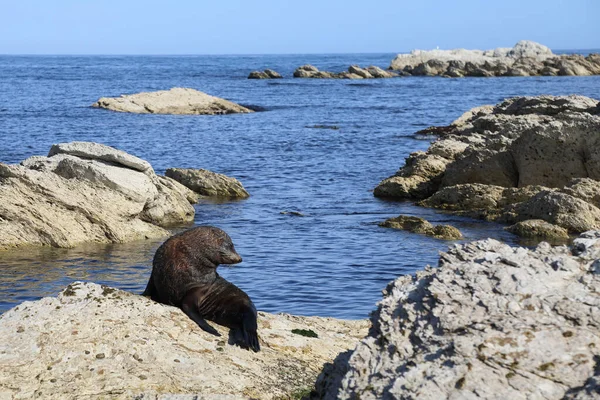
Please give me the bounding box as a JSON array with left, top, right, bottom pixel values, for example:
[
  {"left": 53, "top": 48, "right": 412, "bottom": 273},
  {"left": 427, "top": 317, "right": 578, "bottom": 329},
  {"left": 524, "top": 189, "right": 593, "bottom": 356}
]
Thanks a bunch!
[{"left": 291, "top": 329, "right": 318, "bottom": 338}]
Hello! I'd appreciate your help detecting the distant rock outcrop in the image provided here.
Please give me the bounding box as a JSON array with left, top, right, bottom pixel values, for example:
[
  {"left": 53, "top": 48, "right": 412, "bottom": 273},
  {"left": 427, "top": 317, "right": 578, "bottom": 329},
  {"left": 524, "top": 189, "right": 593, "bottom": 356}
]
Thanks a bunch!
[
  {"left": 314, "top": 231, "right": 600, "bottom": 399},
  {"left": 248, "top": 69, "right": 283, "bottom": 79},
  {"left": 375, "top": 95, "right": 600, "bottom": 238},
  {"left": 389, "top": 40, "right": 600, "bottom": 77},
  {"left": 0, "top": 282, "right": 369, "bottom": 399},
  {"left": 92, "top": 87, "right": 253, "bottom": 115},
  {"left": 293, "top": 64, "right": 397, "bottom": 79},
  {"left": 165, "top": 168, "right": 250, "bottom": 199},
  {"left": 0, "top": 142, "right": 196, "bottom": 250}
]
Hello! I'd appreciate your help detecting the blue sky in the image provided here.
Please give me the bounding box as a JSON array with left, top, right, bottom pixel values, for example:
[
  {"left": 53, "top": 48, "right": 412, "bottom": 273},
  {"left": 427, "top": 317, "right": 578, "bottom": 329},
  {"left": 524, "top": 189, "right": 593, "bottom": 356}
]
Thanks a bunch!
[{"left": 0, "top": 0, "right": 598, "bottom": 54}]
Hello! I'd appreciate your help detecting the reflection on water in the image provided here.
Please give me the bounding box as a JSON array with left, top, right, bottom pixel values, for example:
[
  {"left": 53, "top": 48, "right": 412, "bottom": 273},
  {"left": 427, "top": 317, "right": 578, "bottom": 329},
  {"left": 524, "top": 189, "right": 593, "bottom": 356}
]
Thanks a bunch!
[{"left": 0, "top": 240, "right": 160, "bottom": 309}]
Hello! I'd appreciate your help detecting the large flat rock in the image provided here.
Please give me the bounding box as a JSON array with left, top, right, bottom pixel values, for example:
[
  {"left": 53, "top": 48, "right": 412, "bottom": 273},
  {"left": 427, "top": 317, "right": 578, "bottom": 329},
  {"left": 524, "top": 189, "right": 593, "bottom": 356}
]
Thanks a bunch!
[
  {"left": 0, "top": 282, "right": 368, "bottom": 399},
  {"left": 92, "top": 88, "right": 253, "bottom": 115}
]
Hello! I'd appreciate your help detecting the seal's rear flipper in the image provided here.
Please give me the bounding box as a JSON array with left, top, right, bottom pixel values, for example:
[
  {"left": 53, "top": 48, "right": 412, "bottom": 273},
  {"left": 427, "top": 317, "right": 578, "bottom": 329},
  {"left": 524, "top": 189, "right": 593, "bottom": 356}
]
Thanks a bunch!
[
  {"left": 181, "top": 299, "right": 221, "bottom": 337},
  {"left": 228, "top": 312, "right": 260, "bottom": 352},
  {"left": 228, "top": 328, "right": 260, "bottom": 352}
]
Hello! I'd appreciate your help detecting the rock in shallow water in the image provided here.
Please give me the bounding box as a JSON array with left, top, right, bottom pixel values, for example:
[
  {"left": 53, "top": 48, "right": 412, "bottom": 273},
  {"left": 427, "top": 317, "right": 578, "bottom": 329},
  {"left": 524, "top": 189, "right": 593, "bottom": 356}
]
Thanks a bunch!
[
  {"left": 375, "top": 95, "right": 600, "bottom": 235},
  {"left": 0, "top": 282, "right": 368, "bottom": 399},
  {"left": 0, "top": 142, "right": 196, "bottom": 250},
  {"left": 313, "top": 231, "right": 600, "bottom": 399},
  {"left": 92, "top": 87, "right": 253, "bottom": 115},
  {"left": 165, "top": 168, "right": 249, "bottom": 199},
  {"left": 248, "top": 69, "right": 283, "bottom": 79},
  {"left": 506, "top": 219, "right": 569, "bottom": 240},
  {"left": 379, "top": 215, "right": 462, "bottom": 240}
]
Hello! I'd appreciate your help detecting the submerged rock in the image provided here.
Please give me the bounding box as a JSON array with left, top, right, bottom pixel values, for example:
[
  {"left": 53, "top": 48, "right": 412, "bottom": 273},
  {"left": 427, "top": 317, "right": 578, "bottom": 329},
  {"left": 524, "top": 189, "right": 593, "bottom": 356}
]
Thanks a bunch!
[
  {"left": 376, "top": 95, "right": 600, "bottom": 236},
  {"left": 390, "top": 40, "right": 600, "bottom": 77},
  {"left": 0, "top": 142, "right": 196, "bottom": 250},
  {"left": 0, "top": 282, "right": 368, "bottom": 399},
  {"left": 165, "top": 168, "right": 250, "bottom": 199},
  {"left": 92, "top": 87, "right": 253, "bottom": 115},
  {"left": 248, "top": 69, "right": 283, "bottom": 79},
  {"left": 313, "top": 231, "right": 600, "bottom": 399},
  {"left": 379, "top": 215, "right": 462, "bottom": 240}
]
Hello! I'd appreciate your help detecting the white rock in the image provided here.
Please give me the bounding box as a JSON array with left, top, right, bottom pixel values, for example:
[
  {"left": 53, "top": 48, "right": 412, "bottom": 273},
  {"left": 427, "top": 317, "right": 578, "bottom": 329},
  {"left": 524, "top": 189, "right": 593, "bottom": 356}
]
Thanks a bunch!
[
  {"left": 0, "top": 142, "right": 195, "bottom": 250},
  {"left": 314, "top": 232, "right": 600, "bottom": 399},
  {"left": 92, "top": 88, "right": 253, "bottom": 115},
  {"left": 0, "top": 282, "right": 368, "bottom": 399}
]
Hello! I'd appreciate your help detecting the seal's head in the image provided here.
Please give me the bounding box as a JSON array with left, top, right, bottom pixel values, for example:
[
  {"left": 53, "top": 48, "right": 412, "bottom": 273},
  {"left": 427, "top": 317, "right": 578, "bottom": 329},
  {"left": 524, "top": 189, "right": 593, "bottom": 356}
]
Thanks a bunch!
[{"left": 189, "top": 226, "right": 242, "bottom": 267}]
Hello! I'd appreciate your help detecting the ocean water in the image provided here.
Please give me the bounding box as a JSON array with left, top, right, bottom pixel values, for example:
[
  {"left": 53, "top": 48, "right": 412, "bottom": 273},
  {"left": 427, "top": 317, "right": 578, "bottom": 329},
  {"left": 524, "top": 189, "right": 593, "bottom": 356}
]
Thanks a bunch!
[{"left": 0, "top": 53, "right": 599, "bottom": 319}]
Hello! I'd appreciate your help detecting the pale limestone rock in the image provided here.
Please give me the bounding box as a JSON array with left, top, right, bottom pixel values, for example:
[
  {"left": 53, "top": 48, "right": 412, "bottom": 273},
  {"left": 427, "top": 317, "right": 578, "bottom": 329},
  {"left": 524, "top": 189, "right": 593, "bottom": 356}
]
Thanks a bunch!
[
  {"left": 379, "top": 215, "right": 433, "bottom": 234},
  {"left": 348, "top": 65, "right": 373, "bottom": 79},
  {"left": 375, "top": 95, "right": 600, "bottom": 234},
  {"left": 419, "top": 183, "right": 506, "bottom": 211},
  {"left": 0, "top": 143, "right": 195, "bottom": 250},
  {"left": 561, "top": 178, "right": 600, "bottom": 208},
  {"left": 49, "top": 141, "right": 154, "bottom": 175},
  {"left": 510, "top": 191, "right": 600, "bottom": 233},
  {"left": 92, "top": 88, "right": 253, "bottom": 115},
  {"left": 506, "top": 219, "right": 570, "bottom": 240},
  {"left": 379, "top": 215, "right": 462, "bottom": 240},
  {"left": 293, "top": 64, "right": 396, "bottom": 79},
  {"left": 0, "top": 282, "right": 368, "bottom": 400},
  {"left": 389, "top": 40, "right": 600, "bottom": 77},
  {"left": 165, "top": 168, "right": 249, "bottom": 199},
  {"left": 373, "top": 152, "right": 451, "bottom": 199},
  {"left": 313, "top": 232, "right": 600, "bottom": 399},
  {"left": 248, "top": 69, "right": 283, "bottom": 79}
]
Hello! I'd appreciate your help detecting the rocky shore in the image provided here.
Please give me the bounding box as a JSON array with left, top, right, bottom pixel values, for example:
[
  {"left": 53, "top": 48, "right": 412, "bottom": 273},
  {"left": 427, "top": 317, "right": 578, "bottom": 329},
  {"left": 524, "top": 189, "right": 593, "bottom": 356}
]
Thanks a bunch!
[
  {"left": 390, "top": 40, "right": 600, "bottom": 77},
  {"left": 0, "top": 282, "right": 369, "bottom": 399},
  {"left": 313, "top": 230, "right": 600, "bottom": 399},
  {"left": 92, "top": 88, "right": 253, "bottom": 115},
  {"left": 375, "top": 95, "right": 600, "bottom": 239},
  {"left": 3, "top": 232, "right": 599, "bottom": 399}
]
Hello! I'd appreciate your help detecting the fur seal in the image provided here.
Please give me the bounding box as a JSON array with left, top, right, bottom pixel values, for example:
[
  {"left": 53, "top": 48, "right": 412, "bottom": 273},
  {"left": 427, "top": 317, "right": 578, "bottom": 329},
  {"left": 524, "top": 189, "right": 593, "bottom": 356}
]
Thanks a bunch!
[{"left": 143, "top": 226, "right": 259, "bottom": 352}]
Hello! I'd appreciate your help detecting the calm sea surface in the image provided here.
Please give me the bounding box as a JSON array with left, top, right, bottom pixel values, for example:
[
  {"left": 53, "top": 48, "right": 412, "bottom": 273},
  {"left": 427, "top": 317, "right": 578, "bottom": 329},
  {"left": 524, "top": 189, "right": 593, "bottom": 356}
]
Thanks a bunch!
[{"left": 1, "top": 52, "right": 599, "bottom": 318}]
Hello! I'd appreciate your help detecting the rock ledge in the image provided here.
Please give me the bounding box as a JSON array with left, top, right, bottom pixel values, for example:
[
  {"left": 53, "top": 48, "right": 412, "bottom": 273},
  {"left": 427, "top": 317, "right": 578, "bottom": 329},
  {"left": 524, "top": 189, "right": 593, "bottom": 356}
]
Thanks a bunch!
[{"left": 0, "top": 282, "right": 368, "bottom": 400}]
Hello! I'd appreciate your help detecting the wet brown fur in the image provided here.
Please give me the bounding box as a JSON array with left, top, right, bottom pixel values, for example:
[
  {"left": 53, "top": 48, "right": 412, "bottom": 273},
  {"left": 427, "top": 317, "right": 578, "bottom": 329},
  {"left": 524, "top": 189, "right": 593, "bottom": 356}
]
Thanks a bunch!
[{"left": 143, "top": 226, "right": 259, "bottom": 351}]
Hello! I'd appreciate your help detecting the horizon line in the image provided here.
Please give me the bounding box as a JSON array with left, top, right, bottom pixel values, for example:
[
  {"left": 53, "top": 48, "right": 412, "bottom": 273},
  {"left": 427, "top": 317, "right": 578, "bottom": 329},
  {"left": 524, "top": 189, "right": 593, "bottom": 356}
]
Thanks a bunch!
[{"left": 0, "top": 47, "right": 599, "bottom": 57}]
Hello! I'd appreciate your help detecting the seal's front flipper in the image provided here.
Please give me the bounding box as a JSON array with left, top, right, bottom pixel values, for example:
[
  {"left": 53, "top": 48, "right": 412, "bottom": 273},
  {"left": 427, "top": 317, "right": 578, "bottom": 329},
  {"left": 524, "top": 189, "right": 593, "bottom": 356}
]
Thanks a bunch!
[
  {"left": 141, "top": 274, "right": 155, "bottom": 298},
  {"left": 181, "top": 301, "right": 221, "bottom": 337}
]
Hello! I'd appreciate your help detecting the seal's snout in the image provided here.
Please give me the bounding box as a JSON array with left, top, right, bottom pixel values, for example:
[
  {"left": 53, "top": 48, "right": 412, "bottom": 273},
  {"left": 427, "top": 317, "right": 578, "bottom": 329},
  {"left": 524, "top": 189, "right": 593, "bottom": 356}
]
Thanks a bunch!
[{"left": 220, "top": 250, "right": 242, "bottom": 265}]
